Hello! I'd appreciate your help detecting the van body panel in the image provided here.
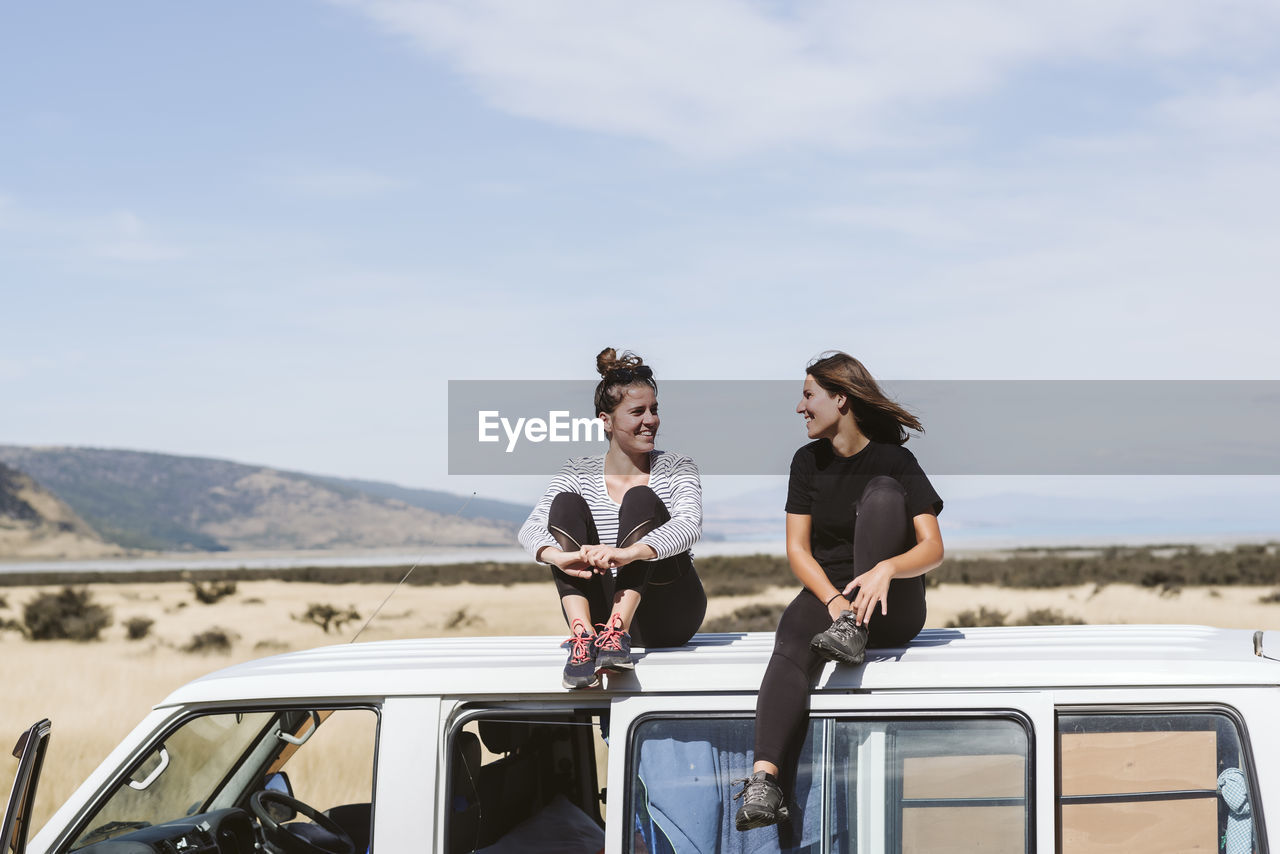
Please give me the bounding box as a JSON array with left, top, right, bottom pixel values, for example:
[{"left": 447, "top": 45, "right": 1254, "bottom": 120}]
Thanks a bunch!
[
  {"left": 375, "top": 696, "right": 437, "bottom": 851},
  {"left": 158, "top": 626, "right": 1280, "bottom": 710},
  {"left": 15, "top": 625, "right": 1278, "bottom": 854}
]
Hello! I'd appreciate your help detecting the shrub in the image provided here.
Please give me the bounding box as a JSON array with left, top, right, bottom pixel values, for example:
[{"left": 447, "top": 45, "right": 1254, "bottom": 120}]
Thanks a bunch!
[
  {"left": 23, "top": 587, "right": 113, "bottom": 641},
  {"left": 124, "top": 616, "right": 154, "bottom": 640},
  {"left": 1016, "top": 608, "right": 1085, "bottom": 626},
  {"left": 0, "top": 594, "right": 7, "bottom": 609},
  {"left": 0, "top": 617, "right": 25, "bottom": 637},
  {"left": 1259, "top": 589, "right": 1280, "bottom": 604},
  {"left": 190, "top": 580, "right": 237, "bottom": 605},
  {"left": 703, "top": 603, "right": 787, "bottom": 633},
  {"left": 946, "top": 607, "right": 1009, "bottom": 628},
  {"left": 444, "top": 607, "right": 483, "bottom": 629},
  {"left": 295, "top": 603, "right": 361, "bottom": 634},
  {"left": 183, "top": 627, "right": 237, "bottom": 654}
]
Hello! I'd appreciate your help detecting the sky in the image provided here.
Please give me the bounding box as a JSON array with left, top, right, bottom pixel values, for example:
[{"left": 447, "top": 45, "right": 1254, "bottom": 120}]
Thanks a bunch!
[{"left": 3, "top": 1, "right": 1280, "bottom": 527}]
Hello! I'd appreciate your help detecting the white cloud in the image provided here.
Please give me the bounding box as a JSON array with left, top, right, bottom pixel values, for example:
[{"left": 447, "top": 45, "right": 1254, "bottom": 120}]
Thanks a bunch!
[{"left": 335, "top": 0, "right": 1280, "bottom": 155}]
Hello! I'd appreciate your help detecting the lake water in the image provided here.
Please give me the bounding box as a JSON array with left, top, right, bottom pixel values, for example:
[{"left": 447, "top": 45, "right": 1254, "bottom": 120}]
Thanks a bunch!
[{"left": 0, "top": 537, "right": 789, "bottom": 575}]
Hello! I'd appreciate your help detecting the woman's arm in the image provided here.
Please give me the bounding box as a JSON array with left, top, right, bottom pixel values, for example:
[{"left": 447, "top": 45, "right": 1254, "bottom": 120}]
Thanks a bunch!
[
  {"left": 637, "top": 454, "right": 702, "bottom": 558},
  {"left": 582, "top": 454, "right": 702, "bottom": 570},
  {"left": 517, "top": 461, "right": 596, "bottom": 578},
  {"left": 843, "top": 513, "right": 945, "bottom": 626},
  {"left": 785, "top": 513, "right": 851, "bottom": 621}
]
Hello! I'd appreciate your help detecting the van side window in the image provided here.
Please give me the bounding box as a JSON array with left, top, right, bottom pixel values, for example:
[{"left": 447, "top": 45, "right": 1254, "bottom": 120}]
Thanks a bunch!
[
  {"left": 447, "top": 711, "right": 607, "bottom": 854},
  {"left": 629, "top": 715, "right": 1030, "bottom": 854},
  {"left": 66, "top": 707, "right": 377, "bottom": 853},
  {"left": 1057, "top": 711, "right": 1259, "bottom": 854}
]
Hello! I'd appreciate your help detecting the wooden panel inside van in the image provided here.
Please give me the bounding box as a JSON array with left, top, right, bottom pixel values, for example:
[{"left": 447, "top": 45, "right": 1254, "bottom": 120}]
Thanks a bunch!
[
  {"left": 1060, "top": 799, "right": 1217, "bottom": 853},
  {"left": 902, "top": 805, "right": 1024, "bottom": 854},
  {"left": 1059, "top": 730, "right": 1216, "bottom": 795},
  {"left": 1059, "top": 729, "right": 1217, "bottom": 854},
  {"left": 903, "top": 753, "right": 1025, "bottom": 799}
]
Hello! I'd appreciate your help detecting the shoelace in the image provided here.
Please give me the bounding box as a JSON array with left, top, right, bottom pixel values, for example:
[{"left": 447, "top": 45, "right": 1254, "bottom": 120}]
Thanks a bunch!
[
  {"left": 594, "top": 617, "right": 627, "bottom": 651},
  {"left": 827, "top": 613, "right": 863, "bottom": 643},
  {"left": 731, "top": 777, "right": 770, "bottom": 804},
  {"left": 564, "top": 630, "right": 594, "bottom": 664}
]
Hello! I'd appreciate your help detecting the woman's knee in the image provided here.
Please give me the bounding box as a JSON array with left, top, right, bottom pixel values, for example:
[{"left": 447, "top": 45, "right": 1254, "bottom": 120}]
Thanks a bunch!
[
  {"left": 617, "top": 486, "right": 670, "bottom": 547},
  {"left": 857, "top": 476, "right": 907, "bottom": 515},
  {"left": 549, "top": 491, "right": 590, "bottom": 518},
  {"left": 618, "top": 484, "right": 666, "bottom": 516}
]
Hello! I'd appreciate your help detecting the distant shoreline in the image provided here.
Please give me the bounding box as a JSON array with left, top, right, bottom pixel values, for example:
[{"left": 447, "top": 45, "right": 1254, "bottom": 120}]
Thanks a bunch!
[{"left": 3, "top": 532, "right": 1278, "bottom": 576}]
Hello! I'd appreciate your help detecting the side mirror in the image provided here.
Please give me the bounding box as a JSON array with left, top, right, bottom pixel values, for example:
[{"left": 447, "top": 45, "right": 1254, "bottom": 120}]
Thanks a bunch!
[{"left": 262, "top": 772, "right": 295, "bottom": 822}]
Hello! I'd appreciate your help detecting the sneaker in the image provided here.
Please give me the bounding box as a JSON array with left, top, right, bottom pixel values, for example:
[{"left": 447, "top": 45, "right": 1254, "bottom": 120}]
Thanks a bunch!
[
  {"left": 810, "top": 610, "right": 868, "bottom": 665},
  {"left": 561, "top": 622, "right": 600, "bottom": 689},
  {"left": 732, "top": 771, "right": 790, "bottom": 831},
  {"left": 593, "top": 614, "right": 635, "bottom": 673}
]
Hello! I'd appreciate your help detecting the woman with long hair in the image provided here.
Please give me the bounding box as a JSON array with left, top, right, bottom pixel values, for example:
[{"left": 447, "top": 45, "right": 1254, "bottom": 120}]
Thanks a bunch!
[
  {"left": 734, "top": 351, "right": 944, "bottom": 830},
  {"left": 519, "top": 348, "right": 707, "bottom": 690}
]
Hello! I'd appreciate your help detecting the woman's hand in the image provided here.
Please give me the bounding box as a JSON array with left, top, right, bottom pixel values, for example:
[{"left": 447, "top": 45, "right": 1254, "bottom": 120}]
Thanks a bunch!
[
  {"left": 579, "top": 543, "right": 656, "bottom": 571},
  {"left": 543, "top": 547, "right": 597, "bottom": 579},
  {"left": 843, "top": 561, "right": 898, "bottom": 626}
]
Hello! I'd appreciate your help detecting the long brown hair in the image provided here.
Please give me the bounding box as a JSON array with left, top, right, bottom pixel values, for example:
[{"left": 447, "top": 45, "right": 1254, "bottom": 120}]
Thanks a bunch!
[
  {"left": 594, "top": 347, "right": 657, "bottom": 417},
  {"left": 806, "top": 351, "right": 922, "bottom": 445}
]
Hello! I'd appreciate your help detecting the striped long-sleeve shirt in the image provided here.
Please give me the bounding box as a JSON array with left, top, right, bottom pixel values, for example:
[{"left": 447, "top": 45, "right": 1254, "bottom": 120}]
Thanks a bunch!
[{"left": 518, "top": 451, "right": 702, "bottom": 562}]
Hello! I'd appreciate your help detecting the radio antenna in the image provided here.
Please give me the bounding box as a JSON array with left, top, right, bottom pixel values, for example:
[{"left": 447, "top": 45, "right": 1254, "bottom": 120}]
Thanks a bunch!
[{"left": 349, "top": 492, "right": 476, "bottom": 643}]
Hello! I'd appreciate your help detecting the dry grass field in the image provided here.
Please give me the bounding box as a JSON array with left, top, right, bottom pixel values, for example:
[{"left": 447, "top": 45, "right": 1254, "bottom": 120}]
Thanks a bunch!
[{"left": 2, "top": 578, "right": 1279, "bottom": 832}]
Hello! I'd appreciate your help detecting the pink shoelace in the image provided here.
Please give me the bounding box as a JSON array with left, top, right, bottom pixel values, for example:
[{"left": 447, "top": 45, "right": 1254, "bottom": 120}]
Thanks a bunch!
[
  {"left": 564, "top": 624, "right": 594, "bottom": 664},
  {"left": 593, "top": 615, "right": 627, "bottom": 651}
]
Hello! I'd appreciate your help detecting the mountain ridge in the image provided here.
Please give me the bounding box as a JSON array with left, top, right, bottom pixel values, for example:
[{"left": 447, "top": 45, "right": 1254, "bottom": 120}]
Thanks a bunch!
[
  {"left": 0, "top": 461, "right": 125, "bottom": 559},
  {"left": 0, "top": 446, "right": 526, "bottom": 556}
]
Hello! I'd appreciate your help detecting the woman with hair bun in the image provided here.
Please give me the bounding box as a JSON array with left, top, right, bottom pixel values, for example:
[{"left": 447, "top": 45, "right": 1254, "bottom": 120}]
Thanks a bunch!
[
  {"left": 519, "top": 348, "right": 707, "bottom": 690},
  {"left": 734, "top": 352, "right": 945, "bottom": 831}
]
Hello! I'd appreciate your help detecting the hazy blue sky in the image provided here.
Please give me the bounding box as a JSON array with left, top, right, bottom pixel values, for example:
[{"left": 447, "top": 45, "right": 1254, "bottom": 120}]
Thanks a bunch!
[{"left": 4, "top": 1, "right": 1279, "bottom": 515}]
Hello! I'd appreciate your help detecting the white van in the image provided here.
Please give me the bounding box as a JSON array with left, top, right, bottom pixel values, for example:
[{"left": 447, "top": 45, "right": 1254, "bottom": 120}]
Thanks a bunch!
[{"left": 5, "top": 623, "right": 1277, "bottom": 854}]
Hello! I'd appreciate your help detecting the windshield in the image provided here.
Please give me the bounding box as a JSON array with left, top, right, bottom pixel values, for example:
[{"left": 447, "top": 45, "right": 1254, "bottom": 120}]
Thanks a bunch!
[{"left": 70, "top": 711, "right": 275, "bottom": 849}]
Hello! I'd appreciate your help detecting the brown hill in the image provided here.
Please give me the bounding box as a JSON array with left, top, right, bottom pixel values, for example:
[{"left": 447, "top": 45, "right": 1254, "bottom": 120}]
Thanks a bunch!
[
  {"left": 0, "top": 447, "right": 518, "bottom": 553},
  {"left": 0, "top": 463, "right": 125, "bottom": 559}
]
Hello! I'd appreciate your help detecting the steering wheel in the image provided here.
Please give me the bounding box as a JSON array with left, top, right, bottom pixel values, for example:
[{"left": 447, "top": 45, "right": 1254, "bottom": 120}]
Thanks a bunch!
[{"left": 249, "top": 790, "right": 356, "bottom": 854}]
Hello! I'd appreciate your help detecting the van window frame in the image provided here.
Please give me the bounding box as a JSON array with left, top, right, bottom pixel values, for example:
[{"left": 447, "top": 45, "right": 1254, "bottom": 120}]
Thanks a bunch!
[
  {"left": 623, "top": 707, "right": 1037, "bottom": 854},
  {"left": 443, "top": 701, "right": 612, "bottom": 852},
  {"left": 51, "top": 701, "right": 382, "bottom": 854},
  {"left": 1054, "top": 702, "right": 1268, "bottom": 854}
]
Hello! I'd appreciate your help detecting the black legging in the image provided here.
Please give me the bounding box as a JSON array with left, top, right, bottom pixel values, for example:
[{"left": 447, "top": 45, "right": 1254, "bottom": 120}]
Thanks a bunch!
[
  {"left": 546, "top": 486, "right": 707, "bottom": 648},
  {"left": 754, "top": 476, "right": 928, "bottom": 769}
]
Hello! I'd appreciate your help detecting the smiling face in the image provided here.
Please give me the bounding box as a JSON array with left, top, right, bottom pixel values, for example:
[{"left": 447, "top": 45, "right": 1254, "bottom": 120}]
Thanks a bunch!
[
  {"left": 600, "top": 384, "right": 659, "bottom": 455},
  {"left": 797, "top": 373, "right": 844, "bottom": 440}
]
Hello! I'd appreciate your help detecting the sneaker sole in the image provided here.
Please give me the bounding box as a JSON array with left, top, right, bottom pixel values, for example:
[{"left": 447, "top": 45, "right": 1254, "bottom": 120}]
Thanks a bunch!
[
  {"left": 735, "top": 805, "right": 790, "bottom": 832},
  {"left": 809, "top": 636, "right": 865, "bottom": 665},
  {"left": 563, "top": 677, "right": 600, "bottom": 690},
  {"left": 563, "top": 672, "right": 601, "bottom": 690},
  {"left": 595, "top": 657, "right": 635, "bottom": 674}
]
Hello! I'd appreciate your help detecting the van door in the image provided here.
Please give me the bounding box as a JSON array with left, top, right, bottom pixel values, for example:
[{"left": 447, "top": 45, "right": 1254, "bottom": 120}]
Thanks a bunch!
[
  {"left": 609, "top": 692, "right": 1054, "bottom": 854},
  {"left": 2, "top": 719, "right": 51, "bottom": 854}
]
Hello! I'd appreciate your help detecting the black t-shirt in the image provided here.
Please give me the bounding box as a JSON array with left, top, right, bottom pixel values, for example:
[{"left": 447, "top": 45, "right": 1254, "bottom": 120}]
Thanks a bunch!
[{"left": 785, "top": 439, "right": 943, "bottom": 574}]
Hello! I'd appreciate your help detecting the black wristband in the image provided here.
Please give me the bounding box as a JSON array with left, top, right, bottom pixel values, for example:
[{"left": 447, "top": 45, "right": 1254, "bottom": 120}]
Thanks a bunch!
[{"left": 824, "top": 592, "right": 843, "bottom": 607}]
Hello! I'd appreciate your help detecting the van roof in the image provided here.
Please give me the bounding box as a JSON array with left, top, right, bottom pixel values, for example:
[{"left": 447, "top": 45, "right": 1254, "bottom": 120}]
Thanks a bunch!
[{"left": 162, "top": 624, "right": 1280, "bottom": 707}]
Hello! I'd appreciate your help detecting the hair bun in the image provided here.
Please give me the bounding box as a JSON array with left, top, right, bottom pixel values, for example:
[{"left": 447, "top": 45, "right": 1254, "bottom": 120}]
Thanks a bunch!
[{"left": 596, "top": 347, "right": 645, "bottom": 378}]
